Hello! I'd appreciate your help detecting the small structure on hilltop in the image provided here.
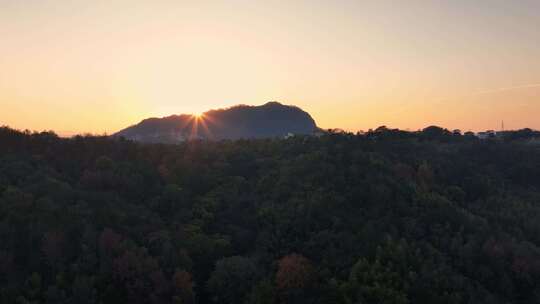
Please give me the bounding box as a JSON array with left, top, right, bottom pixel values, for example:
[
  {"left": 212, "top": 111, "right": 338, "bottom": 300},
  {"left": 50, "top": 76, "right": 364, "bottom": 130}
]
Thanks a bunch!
[{"left": 477, "top": 130, "right": 496, "bottom": 139}]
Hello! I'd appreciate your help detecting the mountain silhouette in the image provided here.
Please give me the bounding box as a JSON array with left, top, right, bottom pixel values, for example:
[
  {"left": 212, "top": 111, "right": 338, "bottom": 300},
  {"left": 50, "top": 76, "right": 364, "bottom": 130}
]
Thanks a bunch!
[{"left": 115, "top": 102, "right": 318, "bottom": 143}]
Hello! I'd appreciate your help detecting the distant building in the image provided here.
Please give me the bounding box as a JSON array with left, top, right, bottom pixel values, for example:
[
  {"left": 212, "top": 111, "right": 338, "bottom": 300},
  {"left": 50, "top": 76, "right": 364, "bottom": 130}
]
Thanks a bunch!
[
  {"left": 528, "top": 137, "right": 540, "bottom": 145},
  {"left": 313, "top": 130, "right": 325, "bottom": 138},
  {"left": 284, "top": 132, "right": 295, "bottom": 139},
  {"left": 476, "top": 130, "right": 496, "bottom": 139}
]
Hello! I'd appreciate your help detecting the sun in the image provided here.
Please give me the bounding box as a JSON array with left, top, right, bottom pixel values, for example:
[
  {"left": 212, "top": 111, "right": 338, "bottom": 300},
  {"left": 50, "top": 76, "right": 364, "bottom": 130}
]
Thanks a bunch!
[{"left": 192, "top": 112, "right": 204, "bottom": 119}]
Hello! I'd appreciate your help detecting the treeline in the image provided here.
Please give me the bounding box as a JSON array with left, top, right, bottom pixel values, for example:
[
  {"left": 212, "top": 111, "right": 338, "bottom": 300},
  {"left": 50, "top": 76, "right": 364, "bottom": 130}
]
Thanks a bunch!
[{"left": 1, "top": 126, "right": 540, "bottom": 303}]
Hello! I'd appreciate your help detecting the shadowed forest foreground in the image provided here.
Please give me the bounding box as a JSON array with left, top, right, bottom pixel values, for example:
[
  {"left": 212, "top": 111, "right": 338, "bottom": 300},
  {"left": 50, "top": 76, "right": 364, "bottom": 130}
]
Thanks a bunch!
[{"left": 1, "top": 126, "right": 540, "bottom": 304}]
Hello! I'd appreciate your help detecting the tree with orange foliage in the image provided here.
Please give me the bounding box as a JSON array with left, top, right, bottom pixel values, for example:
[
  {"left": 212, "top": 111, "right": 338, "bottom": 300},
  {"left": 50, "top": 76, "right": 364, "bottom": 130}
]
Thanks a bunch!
[
  {"left": 275, "top": 253, "right": 317, "bottom": 303},
  {"left": 42, "top": 231, "right": 65, "bottom": 268},
  {"left": 172, "top": 270, "right": 194, "bottom": 304},
  {"left": 276, "top": 253, "right": 315, "bottom": 291}
]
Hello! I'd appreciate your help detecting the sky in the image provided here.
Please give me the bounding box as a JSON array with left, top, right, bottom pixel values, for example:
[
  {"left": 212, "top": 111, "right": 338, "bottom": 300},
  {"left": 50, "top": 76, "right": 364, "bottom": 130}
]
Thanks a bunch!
[{"left": 1, "top": 0, "right": 539, "bottom": 135}]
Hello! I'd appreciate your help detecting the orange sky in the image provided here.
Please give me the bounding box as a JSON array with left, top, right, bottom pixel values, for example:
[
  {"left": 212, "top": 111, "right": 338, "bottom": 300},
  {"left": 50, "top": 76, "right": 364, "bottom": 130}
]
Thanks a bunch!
[{"left": 1, "top": 0, "right": 539, "bottom": 135}]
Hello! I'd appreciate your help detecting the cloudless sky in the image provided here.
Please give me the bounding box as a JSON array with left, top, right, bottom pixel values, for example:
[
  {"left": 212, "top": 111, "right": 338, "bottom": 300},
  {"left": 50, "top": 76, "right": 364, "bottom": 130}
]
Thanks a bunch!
[{"left": 1, "top": 0, "right": 539, "bottom": 135}]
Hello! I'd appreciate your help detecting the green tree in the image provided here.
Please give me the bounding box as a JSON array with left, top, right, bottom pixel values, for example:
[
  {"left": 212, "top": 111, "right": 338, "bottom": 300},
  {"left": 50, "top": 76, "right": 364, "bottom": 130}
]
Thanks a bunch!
[{"left": 207, "top": 256, "right": 258, "bottom": 303}]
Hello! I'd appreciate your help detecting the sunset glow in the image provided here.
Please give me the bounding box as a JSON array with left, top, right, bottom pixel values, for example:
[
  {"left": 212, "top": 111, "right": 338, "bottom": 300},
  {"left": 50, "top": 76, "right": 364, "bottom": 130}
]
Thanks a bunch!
[{"left": 1, "top": 0, "right": 539, "bottom": 135}]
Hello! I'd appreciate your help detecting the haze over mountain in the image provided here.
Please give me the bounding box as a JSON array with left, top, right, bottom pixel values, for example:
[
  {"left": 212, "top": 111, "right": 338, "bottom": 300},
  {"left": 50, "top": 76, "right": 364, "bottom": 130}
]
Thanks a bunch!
[{"left": 115, "top": 102, "right": 318, "bottom": 143}]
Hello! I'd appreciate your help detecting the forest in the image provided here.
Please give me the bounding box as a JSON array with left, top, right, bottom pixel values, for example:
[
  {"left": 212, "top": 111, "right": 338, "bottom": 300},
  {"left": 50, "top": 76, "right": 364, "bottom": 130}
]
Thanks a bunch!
[{"left": 1, "top": 125, "right": 540, "bottom": 304}]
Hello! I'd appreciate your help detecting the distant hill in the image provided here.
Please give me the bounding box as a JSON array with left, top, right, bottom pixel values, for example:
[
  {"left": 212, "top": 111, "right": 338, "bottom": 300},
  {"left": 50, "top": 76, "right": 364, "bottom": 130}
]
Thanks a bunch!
[{"left": 115, "top": 102, "right": 318, "bottom": 143}]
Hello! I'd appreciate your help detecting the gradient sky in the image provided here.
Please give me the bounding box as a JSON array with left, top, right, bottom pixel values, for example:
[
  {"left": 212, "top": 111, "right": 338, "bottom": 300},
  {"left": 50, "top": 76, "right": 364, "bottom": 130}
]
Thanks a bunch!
[{"left": 1, "top": 0, "right": 539, "bottom": 135}]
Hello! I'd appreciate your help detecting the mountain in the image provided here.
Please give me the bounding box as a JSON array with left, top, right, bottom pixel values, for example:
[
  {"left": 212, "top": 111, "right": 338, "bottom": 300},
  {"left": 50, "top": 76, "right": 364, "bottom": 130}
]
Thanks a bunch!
[{"left": 114, "top": 102, "right": 318, "bottom": 143}]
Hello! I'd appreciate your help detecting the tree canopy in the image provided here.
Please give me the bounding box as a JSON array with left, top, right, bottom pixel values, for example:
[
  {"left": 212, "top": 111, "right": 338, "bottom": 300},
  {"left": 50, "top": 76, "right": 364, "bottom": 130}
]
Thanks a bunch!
[{"left": 1, "top": 126, "right": 540, "bottom": 303}]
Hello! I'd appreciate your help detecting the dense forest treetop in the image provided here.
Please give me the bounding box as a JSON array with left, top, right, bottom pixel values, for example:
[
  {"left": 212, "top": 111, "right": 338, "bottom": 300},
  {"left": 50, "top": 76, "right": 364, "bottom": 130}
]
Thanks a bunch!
[{"left": 1, "top": 125, "right": 540, "bottom": 303}]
